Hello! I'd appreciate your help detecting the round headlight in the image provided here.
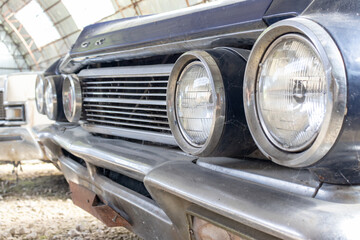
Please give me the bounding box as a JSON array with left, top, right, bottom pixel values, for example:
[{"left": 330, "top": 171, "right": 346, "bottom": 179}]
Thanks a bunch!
[
  {"left": 168, "top": 51, "right": 225, "bottom": 156},
  {"left": 168, "top": 49, "right": 257, "bottom": 157},
  {"left": 257, "top": 34, "right": 326, "bottom": 152},
  {"left": 44, "top": 77, "right": 58, "bottom": 120},
  {"left": 62, "top": 75, "right": 82, "bottom": 122},
  {"left": 244, "top": 18, "right": 347, "bottom": 167},
  {"left": 35, "top": 74, "right": 45, "bottom": 114},
  {"left": 175, "top": 61, "right": 215, "bottom": 146}
]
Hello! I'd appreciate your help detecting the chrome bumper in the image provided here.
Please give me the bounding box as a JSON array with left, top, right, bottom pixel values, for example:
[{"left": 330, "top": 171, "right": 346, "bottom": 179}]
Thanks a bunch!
[
  {"left": 0, "top": 126, "right": 44, "bottom": 161},
  {"left": 35, "top": 124, "right": 360, "bottom": 240}
]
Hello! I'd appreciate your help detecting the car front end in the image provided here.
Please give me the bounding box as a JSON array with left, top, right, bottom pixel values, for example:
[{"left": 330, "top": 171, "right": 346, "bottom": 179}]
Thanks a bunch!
[{"left": 33, "top": 0, "right": 360, "bottom": 239}]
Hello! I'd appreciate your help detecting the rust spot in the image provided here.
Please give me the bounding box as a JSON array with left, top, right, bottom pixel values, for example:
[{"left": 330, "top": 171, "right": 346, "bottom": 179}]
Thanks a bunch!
[{"left": 69, "top": 181, "right": 131, "bottom": 228}]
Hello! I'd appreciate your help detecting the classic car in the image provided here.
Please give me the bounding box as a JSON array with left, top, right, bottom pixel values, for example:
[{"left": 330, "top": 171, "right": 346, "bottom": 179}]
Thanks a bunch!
[
  {"left": 0, "top": 73, "right": 49, "bottom": 162},
  {"left": 33, "top": 0, "right": 360, "bottom": 239}
]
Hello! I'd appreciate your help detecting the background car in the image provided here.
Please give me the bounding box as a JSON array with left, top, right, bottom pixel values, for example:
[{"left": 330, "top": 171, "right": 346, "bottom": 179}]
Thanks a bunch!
[{"left": 0, "top": 73, "right": 50, "bottom": 162}]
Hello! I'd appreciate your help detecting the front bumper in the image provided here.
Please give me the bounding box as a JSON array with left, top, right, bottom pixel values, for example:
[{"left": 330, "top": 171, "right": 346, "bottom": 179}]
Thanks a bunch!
[
  {"left": 0, "top": 126, "right": 44, "bottom": 161},
  {"left": 35, "top": 124, "right": 360, "bottom": 240}
]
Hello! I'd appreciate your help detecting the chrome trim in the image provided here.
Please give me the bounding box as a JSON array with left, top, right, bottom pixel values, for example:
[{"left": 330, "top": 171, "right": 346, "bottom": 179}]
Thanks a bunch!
[
  {"left": 83, "top": 80, "right": 169, "bottom": 85},
  {"left": 85, "top": 109, "right": 168, "bottom": 118},
  {"left": 83, "top": 104, "right": 167, "bottom": 112},
  {"left": 2, "top": 120, "right": 26, "bottom": 126},
  {"left": 196, "top": 157, "right": 319, "bottom": 198},
  {"left": 37, "top": 123, "right": 360, "bottom": 238},
  {"left": 86, "top": 114, "right": 168, "bottom": 124},
  {"left": 167, "top": 51, "right": 225, "bottom": 156},
  {"left": 83, "top": 86, "right": 167, "bottom": 90},
  {"left": 0, "top": 127, "right": 44, "bottom": 161},
  {"left": 35, "top": 124, "right": 190, "bottom": 180},
  {"left": 243, "top": 18, "right": 347, "bottom": 167},
  {"left": 255, "top": 33, "right": 324, "bottom": 152},
  {"left": 44, "top": 76, "right": 58, "bottom": 120},
  {"left": 80, "top": 64, "right": 172, "bottom": 144},
  {"left": 86, "top": 119, "right": 170, "bottom": 131},
  {"left": 35, "top": 74, "right": 46, "bottom": 114},
  {"left": 63, "top": 74, "right": 82, "bottom": 122},
  {"left": 84, "top": 92, "right": 166, "bottom": 97},
  {"left": 83, "top": 97, "right": 166, "bottom": 106},
  {"left": 145, "top": 160, "right": 360, "bottom": 240},
  {"left": 59, "top": 29, "right": 263, "bottom": 74},
  {"left": 78, "top": 64, "right": 174, "bottom": 78},
  {"left": 82, "top": 123, "right": 176, "bottom": 145}
]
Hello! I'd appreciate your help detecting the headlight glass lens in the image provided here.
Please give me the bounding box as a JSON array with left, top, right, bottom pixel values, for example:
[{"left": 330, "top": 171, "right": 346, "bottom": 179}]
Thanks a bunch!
[
  {"left": 63, "top": 80, "right": 75, "bottom": 119},
  {"left": 175, "top": 61, "right": 215, "bottom": 146},
  {"left": 45, "top": 81, "right": 55, "bottom": 119},
  {"left": 257, "top": 35, "right": 327, "bottom": 152},
  {"left": 35, "top": 75, "right": 45, "bottom": 113}
]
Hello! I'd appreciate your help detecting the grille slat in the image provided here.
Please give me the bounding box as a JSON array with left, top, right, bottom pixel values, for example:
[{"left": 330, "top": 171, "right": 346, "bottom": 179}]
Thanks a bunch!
[
  {"left": 83, "top": 86, "right": 167, "bottom": 90},
  {"left": 86, "top": 114, "right": 169, "bottom": 125},
  {"left": 84, "top": 80, "right": 169, "bottom": 85},
  {"left": 85, "top": 109, "right": 168, "bottom": 118},
  {"left": 83, "top": 92, "right": 167, "bottom": 97},
  {"left": 83, "top": 97, "right": 166, "bottom": 106},
  {"left": 83, "top": 104, "right": 167, "bottom": 112},
  {"left": 80, "top": 64, "right": 175, "bottom": 143},
  {"left": 87, "top": 118, "right": 171, "bottom": 131}
]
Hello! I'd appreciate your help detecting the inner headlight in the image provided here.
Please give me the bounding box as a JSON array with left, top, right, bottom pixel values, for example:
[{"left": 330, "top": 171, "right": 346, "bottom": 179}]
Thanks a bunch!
[
  {"left": 62, "top": 75, "right": 82, "bottom": 122},
  {"left": 243, "top": 18, "right": 347, "bottom": 168},
  {"left": 44, "top": 77, "right": 57, "bottom": 120},
  {"left": 257, "top": 34, "right": 327, "bottom": 152},
  {"left": 168, "top": 49, "right": 256, "bottom": 157},
  {"left": 35, "top": 74, "right": 45, "bottom": 114},
  {"left": 175, "top": 61, "right": 214, "bottom": 146}
]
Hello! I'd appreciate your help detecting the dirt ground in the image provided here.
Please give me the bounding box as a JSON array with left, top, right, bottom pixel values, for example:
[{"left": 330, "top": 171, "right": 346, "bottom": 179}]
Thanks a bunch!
[{"left": 0, "top": 161, "right": 141, "bottom": 240}]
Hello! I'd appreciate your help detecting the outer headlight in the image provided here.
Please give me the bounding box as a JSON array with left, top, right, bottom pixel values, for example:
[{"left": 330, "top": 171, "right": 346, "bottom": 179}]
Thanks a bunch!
[
  {"left": 62, "top": 74, "right": 82, "bottom": 122},
  {"left": 244, "top": 18, "right": 347, "bottom": 168},
  {"left": 168, "top": 49, "right": 256, "bottom": 156},
  {"left": 257, "top": 34, "right": 326, "bottom": 152},
  {"left": 35, "top": 74, "right": 45, "bottom": 114}
]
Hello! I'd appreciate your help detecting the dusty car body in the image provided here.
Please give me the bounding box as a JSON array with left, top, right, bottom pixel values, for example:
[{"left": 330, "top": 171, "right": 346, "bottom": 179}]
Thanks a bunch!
[
  {"left": 34, "top": 0, "right": 360, "bottom": 239},
  {"left": 0, "top": 73, "right": 49, "bottom": 161}
]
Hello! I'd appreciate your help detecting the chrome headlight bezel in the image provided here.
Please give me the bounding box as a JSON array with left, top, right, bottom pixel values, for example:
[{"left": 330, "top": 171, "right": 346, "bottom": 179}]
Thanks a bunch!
[
  {"left": 44, "top": 76, "right": 58, "bottom": 120},
  {"left": 62, "top": 74, "right": 82, "bottom": 123},
  {"left": 35, "top": 74, "right": 46, "bottom": 114},
  {"left": 255, "top": 33, "right": 327, "bottom": 153},
  {"left": 243, "top": 18, "right": 347, "bottom": 167},
  {"left": 167, "top": 51, "right": 226, "bottom": 156}
]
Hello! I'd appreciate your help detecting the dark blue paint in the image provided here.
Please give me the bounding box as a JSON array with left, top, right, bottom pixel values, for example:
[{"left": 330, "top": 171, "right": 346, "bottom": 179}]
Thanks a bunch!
[
  {"left": 263, "top": 0, "right": 313, "bottom": 25},
  {"left": 70, "top": 0, "right": 272, "bottom": 58},
  {"left": 302, "top": 0, "right": 360, "bottom": 184}
]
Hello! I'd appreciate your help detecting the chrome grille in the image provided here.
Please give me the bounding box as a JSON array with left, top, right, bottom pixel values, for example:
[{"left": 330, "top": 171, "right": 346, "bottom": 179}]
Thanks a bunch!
[
  {"left": 0, "top": 91, "right": 4, "bottom": 120},
  {"left": 79, "top": 64, "right": 176, "bottom": 145}
]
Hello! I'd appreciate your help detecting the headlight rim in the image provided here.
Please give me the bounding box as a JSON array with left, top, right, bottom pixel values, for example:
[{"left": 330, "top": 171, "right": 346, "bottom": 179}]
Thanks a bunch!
[
  {"left": 243, "top": 18, "right": 347, "bottom": 167},
  {"left": 62, "top": 74, "right": 82, "bottom": 123},
  {"left": 167, "top": 50, "right": 226, "bottom": 156},
  {"left": 44, "top": 76, "right": 58, "bottom": 120},
  {"left": 35, "top": 74, "right": 46, "bottom": 114},
  {"left": 255, "top": 33, "right": 328, "bottom": 153}
]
